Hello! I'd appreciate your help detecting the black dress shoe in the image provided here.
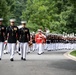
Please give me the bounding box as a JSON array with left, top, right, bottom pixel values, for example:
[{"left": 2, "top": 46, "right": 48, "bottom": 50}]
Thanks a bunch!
[
  {"left": 21, "top": 57, "right": 23, "bottom": 60},
  {"left": 41, "top": 52, "right": 44, "bottom": 54},
  {"left": 23, "top": 58, "right": 26, "bottom": 61},
  {"left": 37, "top": 53, "right": 41, "bottom": 55},
  {"left": 0, "top": 58, "right": 1, "bottom": 60},
  {"left": 10, "top": 58, "right": 14, "bottom": 61},
  {"left": 18, "top": 53, "right": 21, "bottom": 55}
]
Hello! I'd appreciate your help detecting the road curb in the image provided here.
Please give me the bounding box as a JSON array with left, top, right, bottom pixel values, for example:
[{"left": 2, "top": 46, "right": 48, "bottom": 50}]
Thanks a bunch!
[{"left": 64, "top": 50, "right": 76, "bottom": 61}]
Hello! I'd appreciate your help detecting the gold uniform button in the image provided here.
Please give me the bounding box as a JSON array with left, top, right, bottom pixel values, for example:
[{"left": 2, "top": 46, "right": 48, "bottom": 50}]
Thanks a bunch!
[
  {"left": 2, "top": 27, "right": 4, "bottom": 30},
  {"left": 14, "top": 28, "right": 17, "bottom": 30}
]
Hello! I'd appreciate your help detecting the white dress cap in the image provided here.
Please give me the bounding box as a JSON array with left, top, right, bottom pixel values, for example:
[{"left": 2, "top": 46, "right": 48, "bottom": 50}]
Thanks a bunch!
[
  {"left": 21, "top": 21, "right": 26, "bottom": 24},
  {"left": 0, "top": 18, "right": 3, "bottom": 21},
  {"left": 38, "top": 29, "right": 42, "bottom": 32},
  {"left": 10, "top": 19, "right": 16, "bottom": 22}
]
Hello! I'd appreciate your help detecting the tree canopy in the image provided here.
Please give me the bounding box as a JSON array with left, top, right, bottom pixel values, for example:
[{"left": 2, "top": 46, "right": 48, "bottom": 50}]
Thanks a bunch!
[{"left": 0, "top": 0, "right": 76, "bottom": 34}]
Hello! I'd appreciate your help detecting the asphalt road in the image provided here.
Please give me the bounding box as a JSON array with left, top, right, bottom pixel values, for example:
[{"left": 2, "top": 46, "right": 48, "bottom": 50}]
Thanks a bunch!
[{"left": 0, "top": 50, "right": 76, "bottom": 75}]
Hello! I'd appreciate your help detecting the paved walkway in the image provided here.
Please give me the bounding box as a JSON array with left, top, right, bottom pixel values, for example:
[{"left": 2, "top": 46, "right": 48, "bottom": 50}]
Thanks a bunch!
[
  {"left": 0, "top": 50, "right": 76, "bottom": 75},
  {"left": 64, "top": 50, "right": 76, "bottom": 61}
]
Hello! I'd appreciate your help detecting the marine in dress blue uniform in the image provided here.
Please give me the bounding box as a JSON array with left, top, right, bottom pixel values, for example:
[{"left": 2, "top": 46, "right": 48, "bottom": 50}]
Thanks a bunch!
[
  {"left": 19, "top": 21, "right": 30, "bottom": 61},
  {"left": 0, "top": 18, "right": 6, "bottom": 60},
  {"left": 6, "top": 19, "right": 19, "bottom": 61}
]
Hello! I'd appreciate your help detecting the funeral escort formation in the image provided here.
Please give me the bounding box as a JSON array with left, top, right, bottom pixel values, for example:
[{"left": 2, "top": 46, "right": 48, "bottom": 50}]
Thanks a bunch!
[{"left": 0, "top": 18, "right": 76, "bottom": 61}]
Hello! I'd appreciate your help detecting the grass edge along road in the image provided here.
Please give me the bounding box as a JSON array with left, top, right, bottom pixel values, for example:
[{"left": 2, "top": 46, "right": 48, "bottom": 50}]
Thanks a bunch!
[{"left": 70, "top": 50, "right": 76, "bottom": 57}]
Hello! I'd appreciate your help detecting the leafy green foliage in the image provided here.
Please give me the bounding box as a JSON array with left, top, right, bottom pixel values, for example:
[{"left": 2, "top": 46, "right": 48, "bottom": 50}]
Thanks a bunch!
[
  {"left": 21, "top": 0, "right": 76, "bottom": 33},
  {"left": 70, "top": 50, "right": 76, "bottom": 56},
  {"left": 0, "top": 0, "right": 76, "bottom": 33},
  {"left": 0, "top": 0, "right": 9, "bottom": 26}
]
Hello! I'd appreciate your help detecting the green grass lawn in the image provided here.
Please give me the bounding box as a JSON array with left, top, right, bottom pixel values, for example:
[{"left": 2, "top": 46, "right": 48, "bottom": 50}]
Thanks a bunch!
[{"left": 70, "top": 50, "right": 76, "bottom": 56}]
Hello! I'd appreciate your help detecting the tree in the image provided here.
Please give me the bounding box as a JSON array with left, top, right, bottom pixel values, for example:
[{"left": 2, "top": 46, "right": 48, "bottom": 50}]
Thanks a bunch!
[
  {"left": 1, "top": 0, "right": 75, "bottom": 33},
  {"left": 0, "top": 0, "right": 9, "bottom": 25},
  {"left": 21, "top": 0, "right": 58, "bottom": 31},
  {"left": 6, "top": 0, "right": 27, "bottom": 25}
]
